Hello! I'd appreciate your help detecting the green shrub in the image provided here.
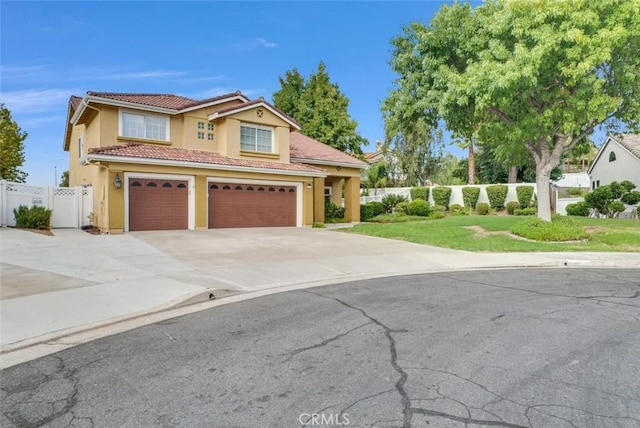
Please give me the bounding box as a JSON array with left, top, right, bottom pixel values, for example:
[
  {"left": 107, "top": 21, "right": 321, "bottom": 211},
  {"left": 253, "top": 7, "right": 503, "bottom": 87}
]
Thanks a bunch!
[
  {"left": 514, "top": 207, "right": 537, "bottom": 216},
  {"left": 428, "top": 211, "right": 446, "bottom": 219},
  {"left": 608, "top": 201, "right": 626, "bottom": 217},
  {"left": 476, "top": 202, "right": 490, "bottom": 215},
  {"left": 432, "top": 204, "right": 447, "bottom": 213},
  {"left": 449, "top": 203, "right": 464, "bottom": 214},
  {"left": 510, "top": 216, "right": 589, "bottom": 241},
  {"left": 407, "top": 199, "right": 431, "bottom": 216},
  {"left": 516, "top": 185, "right": 535, "bottom": 208},
  {"left": 312, "top": 222, "right": 326, "bottom": 228},
  {"left": 431, "top": 186, "right": 452, "bottom": 208},
  {"left": 410, "top": 187, "right": 429, "bottom": 201},
  {"left": 369, "top": 201, "right": 385, "bottom": 217},
  {"left": 360, "top": 204, "right": 375, "bottom": 221},
  {"left": 13, "top": 205, "right": 52, "bottom": 229},
  {"left": 486, "top": 185, "right": 508, "bottom": 210},
  {"left": 325, "top": 202, "right": 345, "bottom": 220},
  {"left": 506, "top": 201, "right": 521, "bottom": 215},
  {"left": 395, "top": 201, "right": 409, "bottom": 214},
  {"left": 565, "top": 201, "right": 590, "bottom": 216},
  {"left": 462, "top": 186, "right": 480, "bottom": 209},
  {"left": 381, "top": 194, "right": 408, "bottom": 213},
  {"left": 621, "top": 190, "right": 640, "bottom": 205}
]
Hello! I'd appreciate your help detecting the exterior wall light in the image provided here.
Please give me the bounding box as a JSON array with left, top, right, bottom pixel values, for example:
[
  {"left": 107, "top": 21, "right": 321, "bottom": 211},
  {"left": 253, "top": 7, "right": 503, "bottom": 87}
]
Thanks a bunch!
[
  {"left": 306, "top": 183, "right": 313, "bottom": 189},
  {"left": 114, "top": 173, "right": 122, "bottom": 189}
]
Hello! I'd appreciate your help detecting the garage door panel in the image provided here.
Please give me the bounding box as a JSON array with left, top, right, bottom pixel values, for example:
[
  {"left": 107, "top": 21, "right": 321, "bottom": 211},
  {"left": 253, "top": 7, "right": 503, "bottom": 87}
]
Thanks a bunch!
[
  {"left": 208, "top": 183, "right": 296, "bottom": 228},
  {"left": 129, "top": 178, "right": 188, "bottom": 231}
]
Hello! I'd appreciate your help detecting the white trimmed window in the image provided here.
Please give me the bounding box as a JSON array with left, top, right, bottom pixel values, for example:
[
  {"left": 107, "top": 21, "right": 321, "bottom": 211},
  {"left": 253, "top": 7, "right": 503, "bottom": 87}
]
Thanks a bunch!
[
  {"left": 120, "top": 111, "right": 169, "bottom": 141},
  {"left": 240, "top": 124, "right": 273, "bottom": 153}
]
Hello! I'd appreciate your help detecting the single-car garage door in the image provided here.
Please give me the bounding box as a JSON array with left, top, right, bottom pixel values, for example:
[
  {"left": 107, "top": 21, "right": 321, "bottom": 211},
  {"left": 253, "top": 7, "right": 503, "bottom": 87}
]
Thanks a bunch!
[
  {"left": 208, "top": 182, "right": 296, "bottom": 228},
  {"left": 129, "top": 178, "right": 188, "bottom": 231}
]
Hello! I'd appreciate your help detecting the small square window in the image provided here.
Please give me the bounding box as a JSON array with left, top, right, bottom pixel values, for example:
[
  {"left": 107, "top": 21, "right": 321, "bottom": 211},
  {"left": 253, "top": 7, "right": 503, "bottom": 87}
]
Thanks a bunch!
[
  {"left": 198, "top": 122, "right": 205, "bottom": 129},
  {"left": 208, "top": 133, "right": 214, "bottom": 140},
  {"left": 197, "top": 132, "right": 205, "bottom": 139},
  {"left": 208, "top": 123, "right": 214, "bottom": 131}
]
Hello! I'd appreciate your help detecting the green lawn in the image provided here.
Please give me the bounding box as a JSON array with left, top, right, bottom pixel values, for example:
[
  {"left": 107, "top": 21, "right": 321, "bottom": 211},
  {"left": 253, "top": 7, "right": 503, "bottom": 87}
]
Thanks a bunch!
[{"left": 344, "top": 215, "right": 640, "bottom": 252}]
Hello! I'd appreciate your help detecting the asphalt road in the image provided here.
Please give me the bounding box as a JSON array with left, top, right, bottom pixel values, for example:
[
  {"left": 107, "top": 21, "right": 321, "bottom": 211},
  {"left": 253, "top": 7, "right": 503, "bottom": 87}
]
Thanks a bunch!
[{"left": 2, "top": 268, "right": 639, "bottom": 428}]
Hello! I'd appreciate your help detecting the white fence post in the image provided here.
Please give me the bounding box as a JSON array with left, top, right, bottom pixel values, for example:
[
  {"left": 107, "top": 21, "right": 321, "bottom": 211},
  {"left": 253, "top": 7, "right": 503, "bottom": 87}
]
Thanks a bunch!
[{"left": 0, "top": 180, "right": 6, "bottom": 227}]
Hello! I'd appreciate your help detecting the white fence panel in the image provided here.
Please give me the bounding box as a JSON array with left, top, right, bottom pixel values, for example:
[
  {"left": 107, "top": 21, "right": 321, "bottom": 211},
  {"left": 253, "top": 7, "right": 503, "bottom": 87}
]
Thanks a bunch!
[
  {"left": 0, "top": 180, "right": 93, "bottom": 228},
  {"left": 52, "top": 187, "right": 79, "bottom": 228}
]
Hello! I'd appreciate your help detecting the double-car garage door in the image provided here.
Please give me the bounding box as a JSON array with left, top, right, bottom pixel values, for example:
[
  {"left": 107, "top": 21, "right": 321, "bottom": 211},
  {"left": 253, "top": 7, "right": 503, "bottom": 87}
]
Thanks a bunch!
[
  {"left": 128, "top": 177, "right": 297, "bottom": 230},
  {"left": 208, "top": 182, "right": 296, "bottom": 228}
]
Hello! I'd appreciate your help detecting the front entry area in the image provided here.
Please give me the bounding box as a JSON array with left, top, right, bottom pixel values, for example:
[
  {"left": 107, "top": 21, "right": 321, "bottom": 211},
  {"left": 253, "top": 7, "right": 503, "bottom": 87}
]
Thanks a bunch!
[
  {"left": 208, "top": 182, "right": 297, "bottom": 228},
  {"left": 129, "top": 178, "right": 189, "bottom": 231}
]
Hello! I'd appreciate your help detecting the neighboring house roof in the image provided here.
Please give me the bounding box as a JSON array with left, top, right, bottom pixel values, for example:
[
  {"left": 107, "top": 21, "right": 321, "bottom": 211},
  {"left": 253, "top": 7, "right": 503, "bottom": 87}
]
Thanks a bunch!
[
  {"left": 86, "top": 92, "right": 198, "bottom": 110},
  {"left": 209, "top": 98, "right": 300, "bottom": 130},
  {"left": 289, "top": 132, "right": 367, "bottom": 169},
  {"left": 363, "top": 150, "right": 384, "bottom": 164},
  {"left": 588, "top": 133, "right": 640, "bottom": 175},
  {"left": 86, "top": 143, "right": 326, "bottom": 177}
]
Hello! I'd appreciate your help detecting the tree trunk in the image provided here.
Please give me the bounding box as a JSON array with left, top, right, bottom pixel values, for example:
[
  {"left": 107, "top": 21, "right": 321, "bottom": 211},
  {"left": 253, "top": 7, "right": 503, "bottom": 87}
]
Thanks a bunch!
[
  {"left": 535, "top": 165, "right": 553, "bottom": 222},
  {"left": 468, "top": 142, "right": 475, "bottom": 185},
  {"left": 508, "top": 165, "right": 518, "bottom": 183}
]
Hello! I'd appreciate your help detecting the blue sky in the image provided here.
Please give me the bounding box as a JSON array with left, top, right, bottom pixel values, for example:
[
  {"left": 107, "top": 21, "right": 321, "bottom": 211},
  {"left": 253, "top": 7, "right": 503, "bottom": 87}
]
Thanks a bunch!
[{"left": 1, "top": 1, "right": 479, "bottom": 186}]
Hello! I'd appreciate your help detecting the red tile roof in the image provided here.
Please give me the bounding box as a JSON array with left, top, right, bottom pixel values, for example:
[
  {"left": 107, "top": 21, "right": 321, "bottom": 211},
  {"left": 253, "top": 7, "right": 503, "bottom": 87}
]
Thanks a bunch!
[
  {"left": 289, "top": 132, "right": 367, "bottom": 168},
  {"left": 70, "top": 95, "right": 82, "bottom": 110},
  {"left": 87, "top": 143, "right": 326, "bottom": 175},
  {"left": 86, "top": 92, "right": 198, "bottom": 110}
]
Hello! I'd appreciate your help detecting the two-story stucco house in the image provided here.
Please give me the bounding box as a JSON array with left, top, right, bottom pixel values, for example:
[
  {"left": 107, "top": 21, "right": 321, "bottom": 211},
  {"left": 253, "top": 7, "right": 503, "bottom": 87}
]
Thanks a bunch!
[
  {"left": 588, "top": 134, "right": 640, "bottom": 190},
  {"left": 64, "top": 91, "right": 366, "bottom": 233}
]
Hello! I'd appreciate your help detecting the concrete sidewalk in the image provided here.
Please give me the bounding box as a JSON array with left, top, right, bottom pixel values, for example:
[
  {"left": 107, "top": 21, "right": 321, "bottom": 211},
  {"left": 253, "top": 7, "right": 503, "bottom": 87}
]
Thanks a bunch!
[{"left": 1, "top": 227, "right": 639, "bottom": 366}]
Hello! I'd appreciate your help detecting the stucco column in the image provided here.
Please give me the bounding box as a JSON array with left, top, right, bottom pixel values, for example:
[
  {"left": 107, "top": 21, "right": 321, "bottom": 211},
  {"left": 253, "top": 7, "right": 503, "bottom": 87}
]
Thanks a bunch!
[
  {"left": 313, "top": 177, "right": 325, "bottom": 223},
  {"left": 344, "top": 176, "right": 360, "bottom": 222},
  {"left": 331, "top": 179, "right": 343, "bottom": 206}
]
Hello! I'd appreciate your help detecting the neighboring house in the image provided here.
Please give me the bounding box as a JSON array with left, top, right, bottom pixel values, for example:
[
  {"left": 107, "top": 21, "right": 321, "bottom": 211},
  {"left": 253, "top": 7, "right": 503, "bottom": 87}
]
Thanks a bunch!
[
  {"left": 588, "top": 134, "right": 640, "bottom": 190},
  {"left": 363, "top": 141, "right": 405, "bottom": 186},
  {"left": 64, "top": 91, "right": 366, "bottom": 233}
]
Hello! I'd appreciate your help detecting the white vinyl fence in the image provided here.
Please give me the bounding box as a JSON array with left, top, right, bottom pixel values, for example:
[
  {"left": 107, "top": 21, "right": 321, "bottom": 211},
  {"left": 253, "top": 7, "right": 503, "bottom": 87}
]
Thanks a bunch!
[{"left": 0, "top": 180, "right": 93, "bottom": 228}]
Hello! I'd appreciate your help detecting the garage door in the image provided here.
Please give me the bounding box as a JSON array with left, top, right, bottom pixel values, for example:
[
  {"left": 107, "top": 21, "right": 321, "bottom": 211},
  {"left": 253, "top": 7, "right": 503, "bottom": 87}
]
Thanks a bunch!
[
  {"left": 129, "top": 178, "right": 188, "bottom": 231},
  {"left": 208, "top": 182, "right": 296, "bottom": 228}
]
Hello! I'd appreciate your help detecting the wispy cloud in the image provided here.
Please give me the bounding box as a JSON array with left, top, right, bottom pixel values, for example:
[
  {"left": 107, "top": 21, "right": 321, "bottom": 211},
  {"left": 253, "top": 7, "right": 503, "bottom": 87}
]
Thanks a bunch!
[
  {"left": 251, "top": 38, "right": 278, "bottom": 49},
  {"left": 0, "top": 88, "right": 78, "bottom": 114}
]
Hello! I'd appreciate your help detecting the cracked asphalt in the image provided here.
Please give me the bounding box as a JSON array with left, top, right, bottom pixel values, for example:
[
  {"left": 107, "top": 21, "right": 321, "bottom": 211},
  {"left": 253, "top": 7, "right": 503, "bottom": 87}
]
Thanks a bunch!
[{"left": 2, "top": 268, "right": 639, "bottom": 428}]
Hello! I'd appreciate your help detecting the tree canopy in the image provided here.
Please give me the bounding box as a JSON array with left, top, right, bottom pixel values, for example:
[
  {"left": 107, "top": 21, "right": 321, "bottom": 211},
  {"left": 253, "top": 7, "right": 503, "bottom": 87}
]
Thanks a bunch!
[
  {"left": 385, "top": 0, "right": 640, "bottom": 221},
  {"left": 273, "top": 62, "right": 367, "bottom": 154},
  {"left": 0, "top": 103, "right": 28, "bottom": 183}
]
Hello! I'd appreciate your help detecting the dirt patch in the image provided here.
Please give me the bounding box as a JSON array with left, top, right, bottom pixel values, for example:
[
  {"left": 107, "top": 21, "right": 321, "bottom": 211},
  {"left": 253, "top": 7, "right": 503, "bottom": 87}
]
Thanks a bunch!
[
  {"left": 18, "top": 228, "right": 54, "bottom": 236},
  {"left": 83, "top": 227, "right": 102, "bottom": 235},
  {"left": 464, "top": 225, "right": 511, "bottom": 238}
]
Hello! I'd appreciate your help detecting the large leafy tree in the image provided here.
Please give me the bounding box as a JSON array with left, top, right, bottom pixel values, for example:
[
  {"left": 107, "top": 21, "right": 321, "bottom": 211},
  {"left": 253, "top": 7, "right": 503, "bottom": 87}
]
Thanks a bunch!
[
  {"left": 0, "top": 103, "right": 28, "bottom": 183},
  {"left": 273, "top": 62, "right": 367, "bottom": 154},
  {"left": 387, "top": 0, "right": 640, "bottom": 221}
]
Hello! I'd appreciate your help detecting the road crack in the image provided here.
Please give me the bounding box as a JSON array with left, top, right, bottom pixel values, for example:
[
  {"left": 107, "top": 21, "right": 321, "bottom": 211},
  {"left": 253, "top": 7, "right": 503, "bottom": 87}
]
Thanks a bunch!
[{"left": 281, "top": 322, "right": 373, "bottom": 362}]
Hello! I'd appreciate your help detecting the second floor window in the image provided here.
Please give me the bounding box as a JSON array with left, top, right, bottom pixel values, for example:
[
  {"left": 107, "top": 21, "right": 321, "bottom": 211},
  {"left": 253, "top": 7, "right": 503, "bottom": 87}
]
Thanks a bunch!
[
  {"left": 240, "top": 124, "right": 273, "bottom": 153},
  {"left": 121, "top": 111, "right": 169, "bottom": 141}
]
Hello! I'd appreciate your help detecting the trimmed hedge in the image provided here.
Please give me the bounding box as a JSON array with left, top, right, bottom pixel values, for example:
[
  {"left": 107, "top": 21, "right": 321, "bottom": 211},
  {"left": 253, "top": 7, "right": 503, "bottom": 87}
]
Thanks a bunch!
[
  {"left": 506, "top": 201, "right": 521, "bottom": 215},
  {"left": 325, "top": 202, "right": 345, "bottom": 220},
  {"left": 369, "top": 201, "right": 385, "bottom": 217},
  {"left": 462, "top": 186, "right": 480, "bottom": 209},
  {"left": 395, "top": 201, "right": 409, "bottom": 214},
  {"left": 486, "top": 185, "right": 508, "bottom": 210},
  {"left": 360, "top": 204, "right": 375, "bottom": 221},
  {"left": 410, "top": 187, "right": 429, "bottom": 201},
  {"left": 13, "top": 205, "right": 52, "bottom": 229},
  {"left": 407, "top": 199, "right": 430, "bottom": 216},
  {"left": 449, "top": 203, "right": 464, "bottom": 214},
  {"left": 565, "top": 201, "right": 590, "bottom": 216},
  {"left": 476, "top": 202, "right": 490, "bottom": 215},
  {"left": 431, "top": 186, "right": 452, "bottom": 208},
  {"left": 516, "top": 185, "right": 535, "bottom": 208},
  {"left": 514, "top": 207, "right": 537, "bottom": 216}
]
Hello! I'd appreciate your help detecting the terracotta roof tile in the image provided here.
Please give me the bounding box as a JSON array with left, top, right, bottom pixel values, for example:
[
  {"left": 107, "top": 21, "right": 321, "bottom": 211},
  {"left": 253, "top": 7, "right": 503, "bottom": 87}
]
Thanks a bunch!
[
  {"left": 618, "top": 134, "right": 640, "bottom": 160},
  {"left": 177, "top": 92, "right": 248, "bottom": 110},
  {"left": 88, "top": 143, "right": 325, "bottom": 174},
  {"left": 289, "top": 132, "right": 367, "bottom": 168},
  {"left": 87, "top": 92, "right": 198, "bottom": 110},
  {"left": 70, "top": 95, "right": 82, "bottom": 110}
]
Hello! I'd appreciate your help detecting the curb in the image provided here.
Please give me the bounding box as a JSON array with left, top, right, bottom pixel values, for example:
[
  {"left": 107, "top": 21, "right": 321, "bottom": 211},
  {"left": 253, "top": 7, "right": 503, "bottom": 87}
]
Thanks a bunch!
[{"left": 1, "top": 261, "right": 637, "bottom": 369}]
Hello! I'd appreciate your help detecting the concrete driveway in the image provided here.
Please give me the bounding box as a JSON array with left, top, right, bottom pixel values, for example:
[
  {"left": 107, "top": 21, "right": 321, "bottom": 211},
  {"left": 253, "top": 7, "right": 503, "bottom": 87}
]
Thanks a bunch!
[{"left": 1, "top": 227, "right": 639, "bottom": 364}]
